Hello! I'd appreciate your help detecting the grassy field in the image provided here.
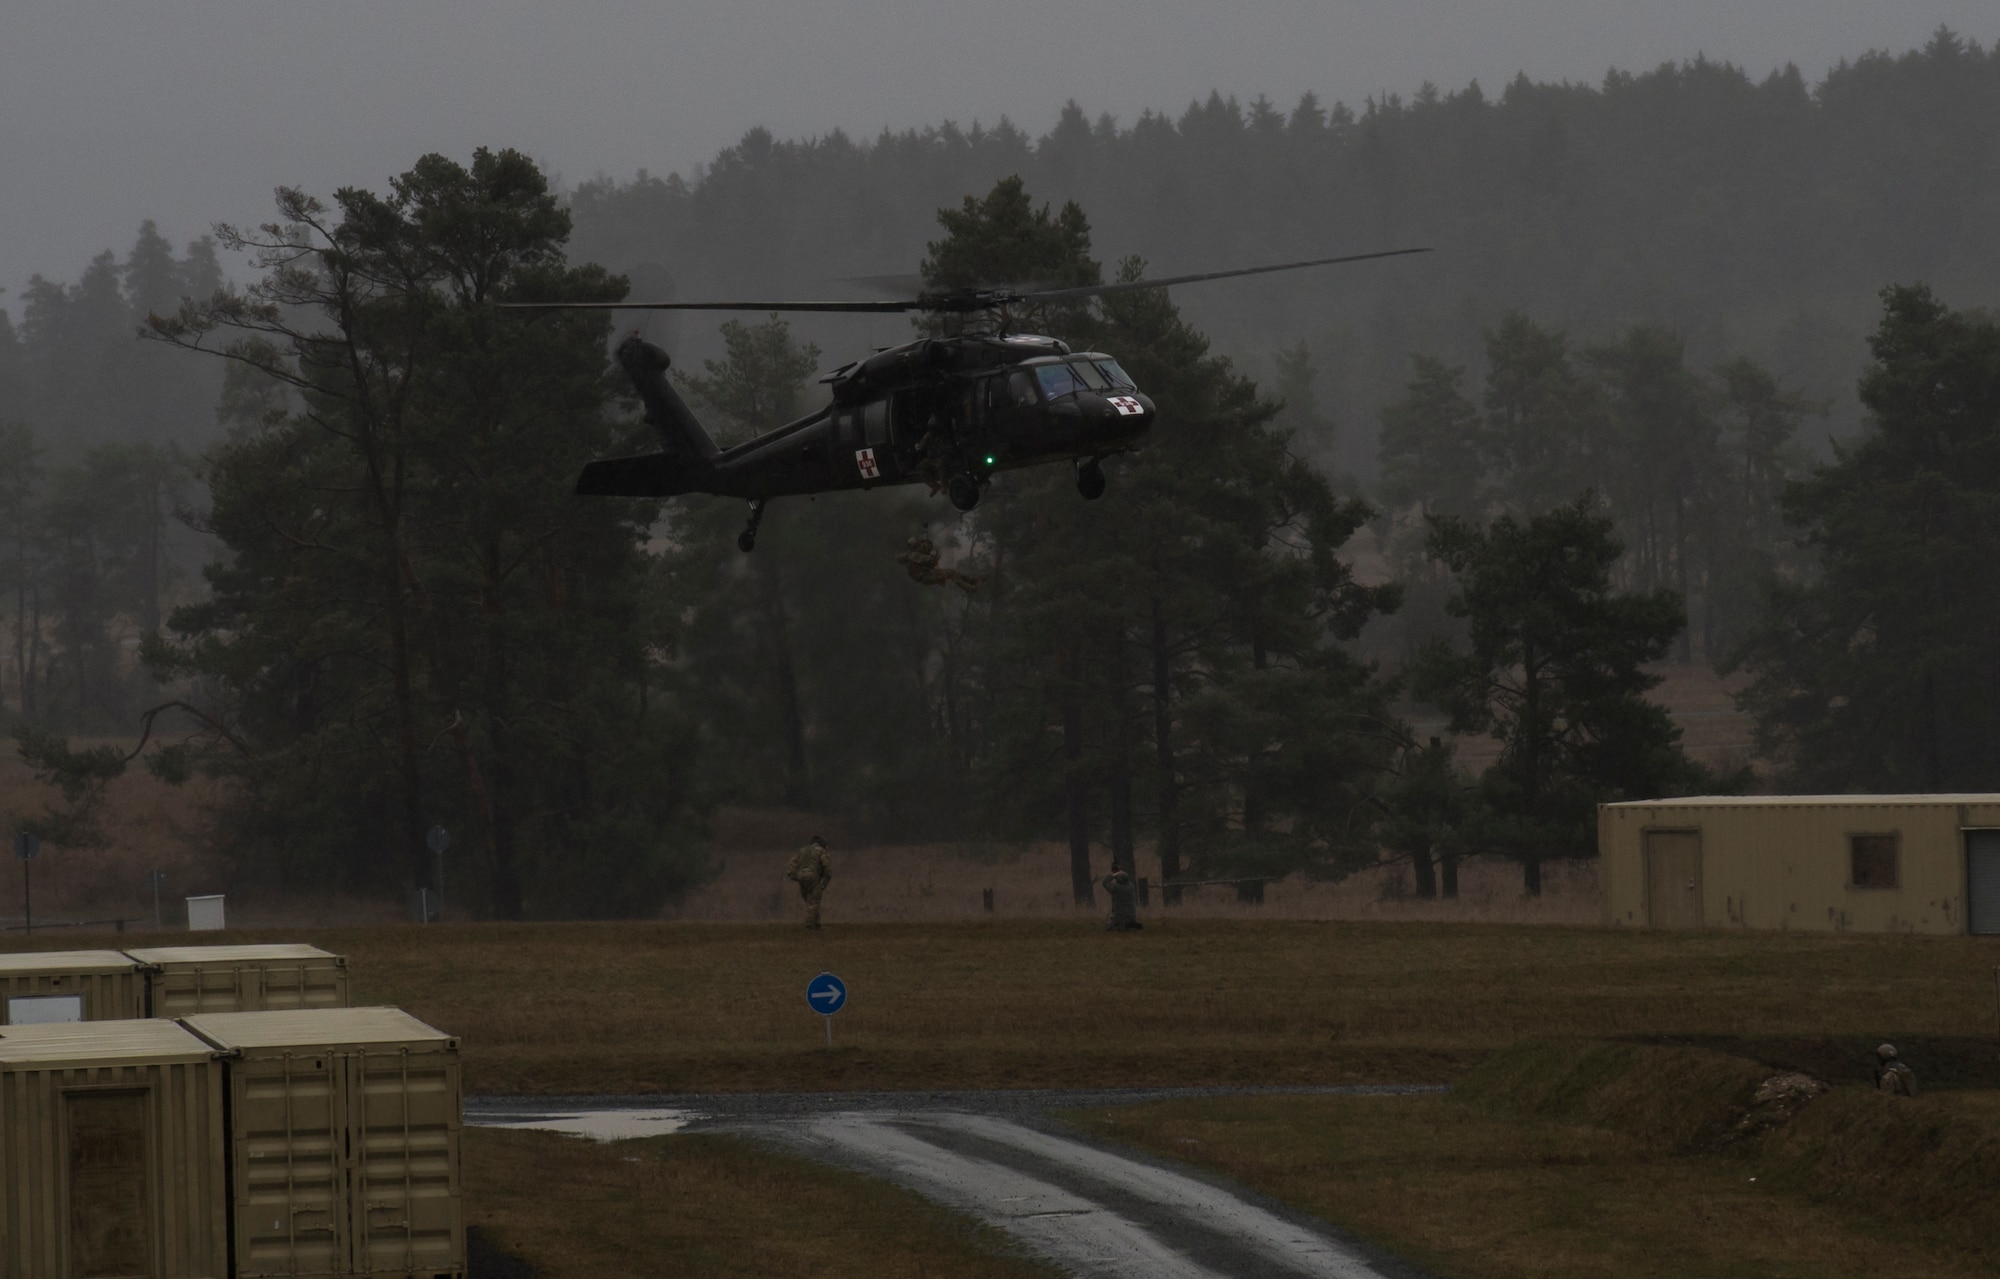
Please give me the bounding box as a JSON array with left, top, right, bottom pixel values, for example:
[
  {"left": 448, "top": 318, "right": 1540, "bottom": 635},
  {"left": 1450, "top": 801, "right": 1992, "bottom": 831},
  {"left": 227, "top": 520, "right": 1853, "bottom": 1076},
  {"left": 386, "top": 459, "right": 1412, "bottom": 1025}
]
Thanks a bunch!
[
  {"left": 1082, "top": 1041, "right": 2000, "bottom": 1278},
  {"left": 7, "top": 917, "right": 1994, "bottom": 1094},
  {"left": 466, "top": 1126, "right": 1059, "bottom": 1278},
  {"left": 9, "top": 916, "right": 1995, "bottom": 1275}
]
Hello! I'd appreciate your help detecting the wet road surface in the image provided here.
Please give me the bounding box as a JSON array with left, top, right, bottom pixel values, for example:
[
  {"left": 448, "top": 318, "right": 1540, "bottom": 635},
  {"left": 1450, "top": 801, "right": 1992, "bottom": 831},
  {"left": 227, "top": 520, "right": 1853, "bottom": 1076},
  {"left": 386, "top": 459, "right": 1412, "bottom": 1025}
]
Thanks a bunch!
[{"left": 469, "top": 1087, "right": 1440, "bottom": 1278}]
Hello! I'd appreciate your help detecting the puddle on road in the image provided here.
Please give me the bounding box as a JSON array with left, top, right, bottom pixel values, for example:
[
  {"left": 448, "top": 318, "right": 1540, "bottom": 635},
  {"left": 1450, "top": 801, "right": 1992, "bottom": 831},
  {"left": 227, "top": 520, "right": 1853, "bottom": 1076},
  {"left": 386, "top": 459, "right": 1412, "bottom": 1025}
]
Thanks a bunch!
[{"left": 472, "top": 1108, "right": 707, "bottom": 1142}]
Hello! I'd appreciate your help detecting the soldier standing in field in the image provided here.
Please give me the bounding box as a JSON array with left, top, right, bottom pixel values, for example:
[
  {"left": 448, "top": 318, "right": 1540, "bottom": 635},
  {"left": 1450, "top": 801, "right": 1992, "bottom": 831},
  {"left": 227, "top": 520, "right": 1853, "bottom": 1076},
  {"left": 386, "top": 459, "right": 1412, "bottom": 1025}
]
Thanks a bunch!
[
  {"left": 786, "top": 836, "right": 832, "bottom": 930},
  {"left": 1874, "top": 1043, "right": 1917, "bottom": 1097},
  {"left": 1102, "top": 865, "right": 1142, "bottom": 932}
]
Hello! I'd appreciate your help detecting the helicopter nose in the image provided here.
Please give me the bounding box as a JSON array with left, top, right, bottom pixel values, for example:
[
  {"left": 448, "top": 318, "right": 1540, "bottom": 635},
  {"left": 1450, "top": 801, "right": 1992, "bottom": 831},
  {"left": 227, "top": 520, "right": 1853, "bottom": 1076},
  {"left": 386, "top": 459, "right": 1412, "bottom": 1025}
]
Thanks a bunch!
[{"left": 1084, "top": 391, "right": 1154, "bottom": 448}]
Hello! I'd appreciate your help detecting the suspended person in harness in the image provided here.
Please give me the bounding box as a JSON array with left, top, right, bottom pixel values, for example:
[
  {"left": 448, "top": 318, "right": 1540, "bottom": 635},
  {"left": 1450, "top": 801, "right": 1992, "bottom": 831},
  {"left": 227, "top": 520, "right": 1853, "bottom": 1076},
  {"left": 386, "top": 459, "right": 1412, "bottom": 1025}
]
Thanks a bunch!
[{"left": 896, "top": 533, "right": 981, "bottom": 594}]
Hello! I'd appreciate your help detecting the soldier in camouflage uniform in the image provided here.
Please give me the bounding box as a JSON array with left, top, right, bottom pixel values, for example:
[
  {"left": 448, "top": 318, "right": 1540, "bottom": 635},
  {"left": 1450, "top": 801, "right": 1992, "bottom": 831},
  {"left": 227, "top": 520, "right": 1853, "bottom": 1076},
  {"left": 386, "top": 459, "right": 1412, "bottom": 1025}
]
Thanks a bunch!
[
  {"left": 897, "top": 535, "right": 982, "bottom": 594},
  {"left": 1874, "top": 1043, "right": 1917, "bottom": 1097},
  {"left": 1102, "top": 866, "right": 1142, "bottom": 931},
  {"left": 786, "top": 836, "right": 832, "bottom": 930}
]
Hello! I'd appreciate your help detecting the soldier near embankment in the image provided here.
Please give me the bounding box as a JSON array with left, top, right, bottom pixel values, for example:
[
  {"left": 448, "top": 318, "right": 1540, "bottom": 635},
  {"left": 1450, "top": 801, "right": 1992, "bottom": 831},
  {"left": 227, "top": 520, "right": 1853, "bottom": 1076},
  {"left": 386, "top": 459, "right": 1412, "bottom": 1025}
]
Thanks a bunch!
[{"left": 1874, "top": 1043, "right": 1917, "bottom": 1097}]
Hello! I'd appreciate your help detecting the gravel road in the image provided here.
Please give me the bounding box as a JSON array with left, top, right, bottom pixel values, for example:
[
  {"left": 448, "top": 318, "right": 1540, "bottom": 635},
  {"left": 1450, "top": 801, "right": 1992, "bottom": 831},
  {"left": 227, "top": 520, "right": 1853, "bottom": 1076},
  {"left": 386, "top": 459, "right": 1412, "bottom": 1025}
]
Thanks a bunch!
[{"left": 469, "top": 1087, "right": 1440, "bottom": 1278}]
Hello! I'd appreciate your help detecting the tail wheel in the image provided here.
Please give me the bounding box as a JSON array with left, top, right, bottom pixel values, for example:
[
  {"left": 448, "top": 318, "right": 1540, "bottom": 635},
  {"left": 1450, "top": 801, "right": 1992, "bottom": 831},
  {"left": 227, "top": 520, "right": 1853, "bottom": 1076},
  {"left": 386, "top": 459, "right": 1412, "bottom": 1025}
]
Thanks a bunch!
[
  {"left": 948, "top": 473, "right": 983, "bottom": 512},
  {"left": 1076, "top": 458, "right": 1106, "bottom": 501}
]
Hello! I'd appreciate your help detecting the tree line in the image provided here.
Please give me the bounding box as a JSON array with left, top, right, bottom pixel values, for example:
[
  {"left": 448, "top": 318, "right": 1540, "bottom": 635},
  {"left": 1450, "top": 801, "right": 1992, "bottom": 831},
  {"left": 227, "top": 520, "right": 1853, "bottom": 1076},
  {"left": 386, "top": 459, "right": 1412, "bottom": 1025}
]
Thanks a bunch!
[
  {"left": 0, "top": 224, "right": 217, "bottom": 737},
  {"left": 568, "top": 29, "right": 2000, "bottom": 481},
  {"left": 613, "top": 177, "right": 1716, "bottom": 907},
  {"left": 0, "top": 156, "right": 1681, "bottom": 913},
  {"left": 3, "top": 29, "right": 1993, "bottom": 912},
  {"left": 1375, "top": 318, "right": 1821, "bottom": 665}
]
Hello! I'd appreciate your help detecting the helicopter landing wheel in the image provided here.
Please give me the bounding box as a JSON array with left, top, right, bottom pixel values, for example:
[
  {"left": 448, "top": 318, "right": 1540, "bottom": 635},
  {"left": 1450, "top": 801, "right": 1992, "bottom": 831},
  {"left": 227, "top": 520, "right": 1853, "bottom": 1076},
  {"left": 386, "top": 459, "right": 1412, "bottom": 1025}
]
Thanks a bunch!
[
  {"left": 948, "top": 473, "right": 983, "bottom": 513},
  {"left": 1076, "top": 458, "right": 1106, "bottom": 501},
  {"left": 738, "top": 497, "right": 766, "bottom": 552}
]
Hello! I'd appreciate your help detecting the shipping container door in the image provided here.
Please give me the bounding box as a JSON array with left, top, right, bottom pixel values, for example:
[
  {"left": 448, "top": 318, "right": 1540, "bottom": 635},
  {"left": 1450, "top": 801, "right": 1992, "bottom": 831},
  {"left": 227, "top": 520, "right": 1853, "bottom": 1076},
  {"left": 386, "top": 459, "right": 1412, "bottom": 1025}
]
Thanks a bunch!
[
  {"left": 230, "top": 1053, "right": 348, "bottom": 1278},
  {"left": 156, "top": 967, "right": 245, "bottom": 1019},
  {"left": 65, "top": 1090, "right": 151, "bottom": 1279},
  {"left": 1967, "top": 831, "right": 2000, "bottom": 935},
  {"left": 348, "top": 1051, "right": 462, "bottom": 1275},
  {"left": 1645, "top": 830, "right": 1705, "bottom": 928}
]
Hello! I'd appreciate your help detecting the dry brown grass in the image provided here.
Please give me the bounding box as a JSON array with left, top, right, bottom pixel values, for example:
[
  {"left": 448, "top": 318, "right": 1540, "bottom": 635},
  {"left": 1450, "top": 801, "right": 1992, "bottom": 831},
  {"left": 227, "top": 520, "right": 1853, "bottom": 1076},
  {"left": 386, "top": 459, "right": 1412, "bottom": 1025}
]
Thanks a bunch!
[
  {"left": 1082, "top": 1037, "right": 2000, "bottom": 1276},
  {"left": 676, "top": 815, "right": 1602, "bottom": 925},
  {"left": 1079, "top": 1086, "right": 1997, "bottom": 1279},
  {"left": 5, "top": 918, "right": 1990, "bottom": 1096},
  {"left": 0, "top": 661, "right": 1754, "bottom": 931},
  {"left": 0, "top": 736, "right": 229, "bottom": 928},
  {"left": 466, "top": 1127, "right": 1059, "bottom": 1278}
]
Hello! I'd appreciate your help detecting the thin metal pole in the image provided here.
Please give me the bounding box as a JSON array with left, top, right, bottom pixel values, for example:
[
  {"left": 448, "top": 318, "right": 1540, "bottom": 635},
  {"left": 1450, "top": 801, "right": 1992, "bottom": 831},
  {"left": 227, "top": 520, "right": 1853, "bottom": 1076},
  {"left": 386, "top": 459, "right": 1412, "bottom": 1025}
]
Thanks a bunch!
[
  {"left": 152, "top": 872, "right": 162, "bottom": 931},
  {"left": 436, "top": 848, "right": 445, "bottom": 922},
  {"left": 824, "top": 1015, "right": 832, "bottom": 1049},
  {"left": 22, "top": 857, "right": 29, "bottom": 937}
]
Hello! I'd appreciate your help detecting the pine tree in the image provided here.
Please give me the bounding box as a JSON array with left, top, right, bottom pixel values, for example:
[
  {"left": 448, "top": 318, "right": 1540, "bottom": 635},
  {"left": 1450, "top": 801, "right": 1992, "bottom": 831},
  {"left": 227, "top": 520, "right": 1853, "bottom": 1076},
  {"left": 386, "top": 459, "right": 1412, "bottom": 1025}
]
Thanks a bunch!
[
  {"left": 1414, "top": 500, "right": 1710, "bottom": 893},
  {"left": 938, "top": 179, "right": 1401, "bottom": 901},
  {"left": 145, "top": 150, "right": 705, "bottom": 915},
  {"left": 1732, "top": 285, "right": 2000, "bottom": 790}
]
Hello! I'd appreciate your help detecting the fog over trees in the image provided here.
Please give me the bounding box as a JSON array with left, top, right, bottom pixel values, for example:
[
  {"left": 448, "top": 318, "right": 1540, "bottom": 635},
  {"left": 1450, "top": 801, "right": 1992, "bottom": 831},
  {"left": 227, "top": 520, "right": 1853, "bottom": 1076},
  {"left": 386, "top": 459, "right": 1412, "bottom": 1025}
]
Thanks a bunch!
[
  {"left": 0, "top": 32, "right": 1995, "bottom": 912},
  {"left": 569, "top": 30, "right": 1999, "bottom": 471}
]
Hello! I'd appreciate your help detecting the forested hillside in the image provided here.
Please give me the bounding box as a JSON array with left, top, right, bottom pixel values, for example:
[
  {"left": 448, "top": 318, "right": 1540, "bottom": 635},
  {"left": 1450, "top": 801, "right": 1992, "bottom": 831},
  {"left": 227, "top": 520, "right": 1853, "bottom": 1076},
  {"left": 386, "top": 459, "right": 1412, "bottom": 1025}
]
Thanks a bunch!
[
  {"left": 0, "top": 32, "right": 1994, "bottom": 915},
  {"left": 570, "top": 29, "right": 1999, "bottom": 474}
]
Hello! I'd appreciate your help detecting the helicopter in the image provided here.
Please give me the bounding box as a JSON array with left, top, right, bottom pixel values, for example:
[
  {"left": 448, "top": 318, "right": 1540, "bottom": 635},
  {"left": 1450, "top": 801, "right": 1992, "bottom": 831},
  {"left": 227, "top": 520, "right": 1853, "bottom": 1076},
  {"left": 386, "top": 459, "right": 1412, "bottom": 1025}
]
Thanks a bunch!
[{"left": 510, "top": 247, "right": 1427, "bottom": 551}]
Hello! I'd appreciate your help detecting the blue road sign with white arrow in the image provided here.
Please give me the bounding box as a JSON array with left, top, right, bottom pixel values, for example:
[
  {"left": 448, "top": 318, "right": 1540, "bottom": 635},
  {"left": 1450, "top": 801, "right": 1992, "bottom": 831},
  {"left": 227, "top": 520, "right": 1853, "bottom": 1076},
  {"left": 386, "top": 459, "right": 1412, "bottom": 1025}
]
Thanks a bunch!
[{"left": 806, "top": 972, "right": 848, "bottom": 1016}]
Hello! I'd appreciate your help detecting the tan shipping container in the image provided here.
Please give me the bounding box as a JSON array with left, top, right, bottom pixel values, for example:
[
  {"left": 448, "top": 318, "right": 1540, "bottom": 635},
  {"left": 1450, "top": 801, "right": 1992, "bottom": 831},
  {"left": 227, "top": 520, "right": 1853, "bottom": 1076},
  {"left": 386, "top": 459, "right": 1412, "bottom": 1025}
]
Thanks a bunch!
[
  {"left": 0, "top": 1019, "right": 229, "bottom": 1279},
  {"left": 1600, "top": 793, "right": 2000, "bottom": 933},
  {"left": 182, "top": 1008, "right": 464, "bottom": 1279},
  {"left": 125, "top": 945, "right": 350, "bottom": 1017},
  {"left": 0, "top": 950, "right": 147, "bottom": 1024}
]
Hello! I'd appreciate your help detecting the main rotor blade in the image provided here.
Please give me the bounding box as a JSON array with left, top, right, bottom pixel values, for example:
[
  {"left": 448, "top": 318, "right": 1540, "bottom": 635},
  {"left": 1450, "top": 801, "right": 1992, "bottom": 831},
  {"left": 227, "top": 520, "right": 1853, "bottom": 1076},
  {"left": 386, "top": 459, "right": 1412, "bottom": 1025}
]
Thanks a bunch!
[
  {"left": 1021, "top": 246, "right": 1432, "bottom": 303},
  {"left": 499, "top": 298, "right": 920, "bottom": 313}
]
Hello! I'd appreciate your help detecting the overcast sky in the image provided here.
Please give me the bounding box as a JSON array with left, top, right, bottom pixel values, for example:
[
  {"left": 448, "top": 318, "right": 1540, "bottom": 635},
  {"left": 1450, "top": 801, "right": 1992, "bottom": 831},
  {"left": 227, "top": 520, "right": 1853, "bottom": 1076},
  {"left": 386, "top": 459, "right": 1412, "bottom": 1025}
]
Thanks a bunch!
[{"left": 2, "top": 0, "right": 1992, "bottom": 303}]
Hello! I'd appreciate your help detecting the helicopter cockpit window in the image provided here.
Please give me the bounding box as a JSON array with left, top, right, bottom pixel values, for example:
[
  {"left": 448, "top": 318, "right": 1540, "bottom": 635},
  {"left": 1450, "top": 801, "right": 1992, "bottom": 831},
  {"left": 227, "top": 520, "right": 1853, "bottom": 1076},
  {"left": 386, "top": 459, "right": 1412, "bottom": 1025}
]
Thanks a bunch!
[
  {"left": 862, "top": 399, "right": 891, "bottom": 445},
  {"left": 1008, "top": 369, "right": 1037, "bottom": 405},
  {"left": 1034, "top": 363, "right": 1083, "bottom": 399},
  {"left": 1069, "top": 360, "right": 1112, "bottom": 391},
  {"left": 1094, "top": 359, "right": 1137, "bottom": 390}
]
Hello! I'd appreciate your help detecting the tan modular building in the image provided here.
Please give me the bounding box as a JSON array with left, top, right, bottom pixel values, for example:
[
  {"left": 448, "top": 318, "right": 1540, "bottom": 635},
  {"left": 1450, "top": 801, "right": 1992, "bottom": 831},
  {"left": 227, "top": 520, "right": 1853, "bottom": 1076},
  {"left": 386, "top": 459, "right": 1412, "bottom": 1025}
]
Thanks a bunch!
[
  {"left": 0, "top": 1018, "right": 229, "bottom": 1279},
  {"left": 124, "top": 944, "right": 350, "bottom": 1018},
  {"left": 182, "top": 1007, "right": 464, "bottom": 1279},
  {"left": 1601, "top": 794, "right": 2000, "bottom": 934},
  {"left": 0, "top": 950, "right": 147, "bottom": 1025}
]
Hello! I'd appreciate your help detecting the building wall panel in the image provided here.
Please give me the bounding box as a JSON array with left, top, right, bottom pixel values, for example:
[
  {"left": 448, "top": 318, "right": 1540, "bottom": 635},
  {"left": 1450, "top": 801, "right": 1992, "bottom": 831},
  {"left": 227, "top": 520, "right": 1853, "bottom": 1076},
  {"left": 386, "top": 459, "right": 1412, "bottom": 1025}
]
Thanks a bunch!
[
  {"left": 126, "top": 947, "right": 350, "bottom": 1018},
  {"left": 1602, "top": 796, "right": 2000, "bottom": 934},
  {"left": 0, "top": 955, "right": 146, "bottom": 1024}
]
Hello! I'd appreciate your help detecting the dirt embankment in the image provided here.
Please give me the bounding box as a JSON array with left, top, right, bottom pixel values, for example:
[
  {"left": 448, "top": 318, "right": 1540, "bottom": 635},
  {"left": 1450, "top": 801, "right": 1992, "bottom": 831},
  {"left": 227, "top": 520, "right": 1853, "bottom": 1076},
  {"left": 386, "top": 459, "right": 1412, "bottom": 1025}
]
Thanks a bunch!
[{"left": 1458, "top": 1038, "right": 2000, "bottom": 1257}]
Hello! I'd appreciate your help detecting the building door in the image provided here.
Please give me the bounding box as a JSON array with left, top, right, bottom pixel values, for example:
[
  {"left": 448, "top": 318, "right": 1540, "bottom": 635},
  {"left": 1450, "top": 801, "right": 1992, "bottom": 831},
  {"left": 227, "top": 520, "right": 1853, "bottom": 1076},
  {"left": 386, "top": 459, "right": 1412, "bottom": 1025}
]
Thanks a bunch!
[
  {"left": 1645, "top": 830, "right": 1704, "bottom": 928},
  {"left": 66, "top": 1090, "right": 153, "bottom": 1279},
  {"left": 1966, "top": 830, "right": 2000, "bottom": 935}
]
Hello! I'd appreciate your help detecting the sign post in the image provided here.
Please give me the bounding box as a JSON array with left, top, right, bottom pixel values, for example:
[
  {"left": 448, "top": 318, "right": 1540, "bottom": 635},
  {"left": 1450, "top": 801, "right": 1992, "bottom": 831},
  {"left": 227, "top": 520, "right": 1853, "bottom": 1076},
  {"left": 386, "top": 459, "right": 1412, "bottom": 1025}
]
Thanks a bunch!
[
  {"left": 426, "top": 825, "right": 450, "bottom": 922},
  {"left": 15, "top": 832, "right": 39, "bottom": 936},
  {"left": 805, "top": 971, "right": 848, "bottom": 1048}
]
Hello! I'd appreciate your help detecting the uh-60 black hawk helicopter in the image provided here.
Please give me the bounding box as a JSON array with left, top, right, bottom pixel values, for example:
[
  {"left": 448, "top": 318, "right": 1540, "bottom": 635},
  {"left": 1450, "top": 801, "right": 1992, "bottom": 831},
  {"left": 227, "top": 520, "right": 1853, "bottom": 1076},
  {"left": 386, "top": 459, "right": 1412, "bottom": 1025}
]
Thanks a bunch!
[{"left": 512, "top": 247, "right": 1427, "bottom": 551}]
